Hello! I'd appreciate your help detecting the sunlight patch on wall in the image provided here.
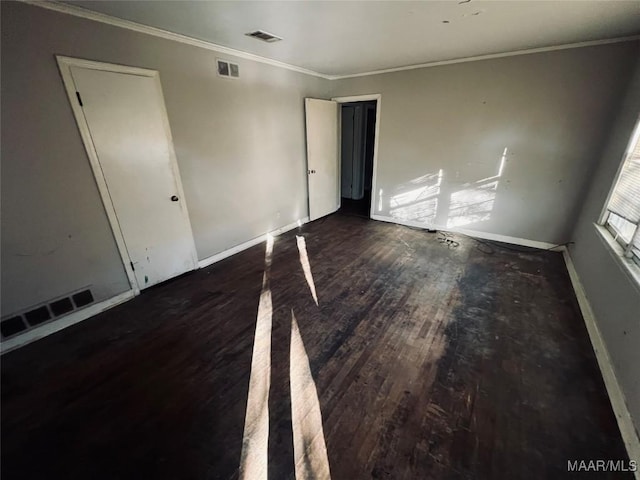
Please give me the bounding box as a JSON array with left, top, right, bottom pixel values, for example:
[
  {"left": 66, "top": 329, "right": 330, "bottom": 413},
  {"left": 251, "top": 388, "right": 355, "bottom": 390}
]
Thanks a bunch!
[
  {"left": 389, "top": 170, "right": 442, "bottom": 223},
  {"left": 498, "top": 147, "right": 507, "bottom": 177},
  {"left": 386, "top": 148, "right": 509, "bottom": 228},
  {"left": 446, "top": 148, "right": 506, "bottom": 228},
  {"left": 446, "top": 180, "right": 498, "bottom": 228}
]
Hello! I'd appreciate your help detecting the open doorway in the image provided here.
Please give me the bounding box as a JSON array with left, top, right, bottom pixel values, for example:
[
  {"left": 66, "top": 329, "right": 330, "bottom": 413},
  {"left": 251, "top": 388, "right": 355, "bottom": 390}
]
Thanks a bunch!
[{"left": 339, "top": 100, "right": 377, "bottom": 218}]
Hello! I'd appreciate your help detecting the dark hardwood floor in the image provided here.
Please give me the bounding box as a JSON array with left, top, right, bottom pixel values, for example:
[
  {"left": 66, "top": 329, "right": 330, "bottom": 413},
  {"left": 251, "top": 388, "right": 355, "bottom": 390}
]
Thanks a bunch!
[
  {"left": 1, "top": 214, "right": 629, "bottom": 479},
  {"left": 340, "top": 189, "right": 372, "bottom": 218}
]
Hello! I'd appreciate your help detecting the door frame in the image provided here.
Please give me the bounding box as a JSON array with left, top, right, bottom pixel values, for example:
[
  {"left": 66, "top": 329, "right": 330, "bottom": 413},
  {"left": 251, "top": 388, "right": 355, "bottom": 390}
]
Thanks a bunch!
[
  {"left": 332, "top": 94, "right": 381, "bottom": 218},
  {"left": 56, "top": 55, "right": 198, "bottom": 295}
]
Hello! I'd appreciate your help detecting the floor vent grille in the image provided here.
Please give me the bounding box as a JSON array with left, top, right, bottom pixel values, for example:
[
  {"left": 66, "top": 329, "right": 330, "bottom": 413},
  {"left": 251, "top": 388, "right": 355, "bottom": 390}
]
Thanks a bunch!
[
  {"left": 0, "top": 316, "right": 27, "bottom": 338},
  {"left": 1, "top": 288, "right": 94, "bottom": 339}
]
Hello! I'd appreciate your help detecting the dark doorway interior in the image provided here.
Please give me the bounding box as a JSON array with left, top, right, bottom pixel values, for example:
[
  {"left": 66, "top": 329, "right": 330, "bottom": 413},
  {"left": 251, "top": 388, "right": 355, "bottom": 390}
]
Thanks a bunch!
[{"left": 339, "top": 100, "right": 377, "bottom": 218}]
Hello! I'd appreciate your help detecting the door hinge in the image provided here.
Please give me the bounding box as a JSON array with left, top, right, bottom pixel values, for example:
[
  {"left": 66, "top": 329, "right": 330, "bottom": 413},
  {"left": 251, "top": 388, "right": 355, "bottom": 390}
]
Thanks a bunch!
[
  {"left": 76, "top": 91, "right": 83, "bottom": 107},
  {"left": 130, "top": 261, "right": 135, "bottom": 272}
]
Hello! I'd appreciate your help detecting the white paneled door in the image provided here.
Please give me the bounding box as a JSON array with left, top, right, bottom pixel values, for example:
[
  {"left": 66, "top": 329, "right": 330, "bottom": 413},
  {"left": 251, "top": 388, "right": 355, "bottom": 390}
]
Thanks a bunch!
[
  {"left": 66, "top": 61, "right": 197, "bottom": 290},
  {"left": 305, "top": 98, "right": 340, "bottom": 221}
]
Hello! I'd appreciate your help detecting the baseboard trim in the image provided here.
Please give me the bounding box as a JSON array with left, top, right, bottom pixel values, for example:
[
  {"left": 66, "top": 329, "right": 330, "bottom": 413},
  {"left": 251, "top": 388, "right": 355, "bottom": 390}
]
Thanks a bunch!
[
  {"left": 2, "top": 218, "right": 310, "bottom": 354},
  {"left": 0, "top": 290, "right": 135, "bottom": 355},
  {"left": 370, "top": 214, "right": 558, "bottom": 250},
  {"left": 198, "top": 217, "right": 309, "bottom": 269},
  {"left": 562, "top": 249, "right": 640, "bottom": 473}
]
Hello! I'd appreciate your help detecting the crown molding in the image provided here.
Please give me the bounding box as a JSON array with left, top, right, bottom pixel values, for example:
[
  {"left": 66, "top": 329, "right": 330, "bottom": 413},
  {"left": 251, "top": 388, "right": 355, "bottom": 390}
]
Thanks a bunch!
[
  {"left": 20, "top": 1, "right": 640, "bottom": 82},
  {"left": 20, "top": 0, "right": 332, "bottom": 79},
  {"left": 328, "top": 35, "right": 640, "bottom": 80}
]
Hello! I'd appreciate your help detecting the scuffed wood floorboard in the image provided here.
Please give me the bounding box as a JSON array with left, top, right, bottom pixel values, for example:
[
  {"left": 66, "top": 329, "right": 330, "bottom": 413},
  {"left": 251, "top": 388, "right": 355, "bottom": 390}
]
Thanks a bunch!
[{"left": 1, "top": 214, "right": 630, "bottom": 479}]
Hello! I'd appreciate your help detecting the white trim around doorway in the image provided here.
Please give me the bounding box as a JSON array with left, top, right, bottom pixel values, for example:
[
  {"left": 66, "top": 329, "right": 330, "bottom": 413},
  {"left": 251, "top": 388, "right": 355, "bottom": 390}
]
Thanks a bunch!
[{"left": 56, "top": 55, "right": 198, "bottom": 295}]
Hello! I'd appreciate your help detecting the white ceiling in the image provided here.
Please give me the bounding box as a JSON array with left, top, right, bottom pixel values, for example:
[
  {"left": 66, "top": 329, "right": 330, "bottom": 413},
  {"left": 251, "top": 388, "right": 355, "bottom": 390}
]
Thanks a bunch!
[{"left": 64, "top": 1, "right": 640, "bottom": 77}]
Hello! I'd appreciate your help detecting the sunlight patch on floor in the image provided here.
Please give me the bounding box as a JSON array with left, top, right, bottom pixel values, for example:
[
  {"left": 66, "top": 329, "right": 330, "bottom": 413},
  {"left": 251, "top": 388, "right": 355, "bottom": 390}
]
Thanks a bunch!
[
  {"left": 240, "top": 234, "right": 330, "bottom": 479},
  {"left": 296, "top": 235, "right": 319, "bottom": 306},
  {"left": 290, "top": 310, "right": 332, "bottom": 480},
  {"left": 239, "top": 235, "right": 274, "bottom": 480}
]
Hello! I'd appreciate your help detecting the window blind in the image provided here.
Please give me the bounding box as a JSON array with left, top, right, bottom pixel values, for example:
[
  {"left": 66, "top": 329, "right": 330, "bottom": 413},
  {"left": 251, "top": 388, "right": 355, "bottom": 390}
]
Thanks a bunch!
[{"left": 607, "top": 134, "right": 640, "bottom": 223}]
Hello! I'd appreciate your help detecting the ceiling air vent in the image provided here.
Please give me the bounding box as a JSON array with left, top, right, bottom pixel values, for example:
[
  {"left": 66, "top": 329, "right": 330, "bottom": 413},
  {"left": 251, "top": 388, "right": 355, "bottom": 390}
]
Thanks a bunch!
[{"left": 245, "top": 30, "right": 282, "bottom": 43}]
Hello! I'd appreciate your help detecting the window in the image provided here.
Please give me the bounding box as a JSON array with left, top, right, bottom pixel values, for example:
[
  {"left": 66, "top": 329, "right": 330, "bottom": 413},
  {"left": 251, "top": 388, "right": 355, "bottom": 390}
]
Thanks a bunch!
[{"left": 601, "top": 116, "right": 640, "bottom": 267}]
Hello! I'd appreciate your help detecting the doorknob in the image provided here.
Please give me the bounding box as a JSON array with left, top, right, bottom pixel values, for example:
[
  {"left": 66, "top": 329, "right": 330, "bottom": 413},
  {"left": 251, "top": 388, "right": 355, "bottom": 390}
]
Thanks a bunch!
[
  {"left": 307, "top": 170, "right": 316, "bottom": 174},
  {"left": 171, "top": 195, "right": 179, "bottom": 201}
]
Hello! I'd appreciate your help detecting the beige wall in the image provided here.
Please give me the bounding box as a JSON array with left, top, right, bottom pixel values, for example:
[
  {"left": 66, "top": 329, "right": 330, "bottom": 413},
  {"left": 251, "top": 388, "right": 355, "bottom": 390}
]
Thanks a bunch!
[
  {"left": 330, "top": 42, "right": 639, "bottom": 244},
  {"left": 330, "top": 41, "right": 640, "bottom": 435},
  {"left": 1, "top": 1, "right": 330, "bottom": 315},
  {"left": 568, "top": 56, "right": 640, "bottom": 435},
  {"left": 2, "top": 4, "right": 638, "bottom": 428}
]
